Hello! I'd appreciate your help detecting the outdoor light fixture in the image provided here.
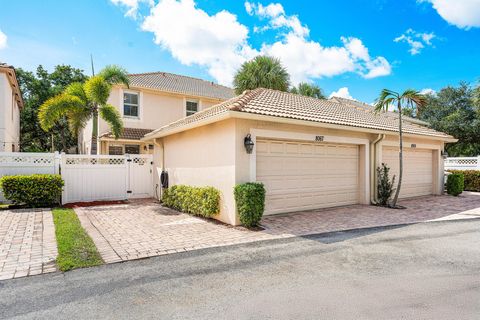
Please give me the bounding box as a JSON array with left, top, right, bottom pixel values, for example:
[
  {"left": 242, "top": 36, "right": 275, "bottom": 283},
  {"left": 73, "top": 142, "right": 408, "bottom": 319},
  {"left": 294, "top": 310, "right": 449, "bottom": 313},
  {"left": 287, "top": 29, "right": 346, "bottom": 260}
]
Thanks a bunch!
[
  {"left": 441, "top": 150, "right": 448, "bottom": 159},
  {"left": 244, "top": 134, "right": 254, "bottom": 154}
]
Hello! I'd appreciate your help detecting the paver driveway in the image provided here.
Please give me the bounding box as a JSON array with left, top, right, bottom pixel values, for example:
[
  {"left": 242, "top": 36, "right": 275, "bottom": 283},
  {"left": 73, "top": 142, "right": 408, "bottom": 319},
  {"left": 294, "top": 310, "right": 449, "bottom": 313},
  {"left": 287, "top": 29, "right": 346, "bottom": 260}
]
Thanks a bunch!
[
  {"left": 0, "top": 209, "right": 57, "bottom": 280},
  {"left": 76, "top": 192, "right": 480, "bottom": 264}
]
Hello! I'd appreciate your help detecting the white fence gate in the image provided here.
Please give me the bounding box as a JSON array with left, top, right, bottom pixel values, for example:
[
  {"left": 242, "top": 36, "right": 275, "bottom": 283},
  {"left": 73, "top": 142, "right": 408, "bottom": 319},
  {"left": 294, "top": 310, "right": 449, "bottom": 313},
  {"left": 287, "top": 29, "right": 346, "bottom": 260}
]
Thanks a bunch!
[
  {"left": 0, "top": 152, "right": 153, "bottom": 204},
  {"left": 444, "top": 157, "right": 480, "bottom": 170},
  {"left": 61, "top": 154, "right": 153, "bottom": 204}
]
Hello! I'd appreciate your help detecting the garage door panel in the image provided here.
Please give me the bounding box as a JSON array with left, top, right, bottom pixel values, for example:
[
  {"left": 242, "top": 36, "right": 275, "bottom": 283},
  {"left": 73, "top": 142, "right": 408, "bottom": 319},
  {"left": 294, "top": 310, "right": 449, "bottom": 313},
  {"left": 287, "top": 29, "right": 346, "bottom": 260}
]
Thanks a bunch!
[
  {"left": 382, "top": 147, "right": 433, "bottom": 198},
  {"left": 257, "top": 139, "right": 360, "bottom": 215}
]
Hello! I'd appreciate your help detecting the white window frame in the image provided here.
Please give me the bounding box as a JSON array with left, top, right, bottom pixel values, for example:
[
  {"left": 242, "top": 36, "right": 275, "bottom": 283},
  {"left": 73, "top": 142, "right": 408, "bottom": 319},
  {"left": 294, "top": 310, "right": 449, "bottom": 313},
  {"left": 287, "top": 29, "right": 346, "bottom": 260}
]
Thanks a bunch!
[
  {"left": 184, "top": 98, "right": 200, "bottom": 117},
  {"left": 121, "top": 89, "right": 142, "bottom": 121}
]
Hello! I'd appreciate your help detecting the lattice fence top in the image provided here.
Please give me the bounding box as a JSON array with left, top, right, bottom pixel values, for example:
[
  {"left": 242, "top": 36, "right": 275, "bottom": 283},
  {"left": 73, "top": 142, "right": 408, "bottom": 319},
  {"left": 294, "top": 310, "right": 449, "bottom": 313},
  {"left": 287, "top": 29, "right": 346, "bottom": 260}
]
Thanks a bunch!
[
  {"left": 0, "top": 154, "right": 56, "bottom": 166},
  {"left": 445, "top": 157, "right": 480, "bottom": 170},
  {"left": 64, "top": 157, "right": 125, "bottom": 166}
]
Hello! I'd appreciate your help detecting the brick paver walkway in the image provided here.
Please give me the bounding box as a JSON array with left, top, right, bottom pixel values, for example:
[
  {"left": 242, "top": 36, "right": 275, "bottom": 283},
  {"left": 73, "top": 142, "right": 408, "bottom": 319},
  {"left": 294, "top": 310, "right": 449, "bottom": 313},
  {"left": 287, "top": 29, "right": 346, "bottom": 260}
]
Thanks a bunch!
[
  {"left": 0, "top": 209, "right": 57, "bottom": 280},
  {"left": 77, "top": 192, "right": 480, "bottom": 264}
]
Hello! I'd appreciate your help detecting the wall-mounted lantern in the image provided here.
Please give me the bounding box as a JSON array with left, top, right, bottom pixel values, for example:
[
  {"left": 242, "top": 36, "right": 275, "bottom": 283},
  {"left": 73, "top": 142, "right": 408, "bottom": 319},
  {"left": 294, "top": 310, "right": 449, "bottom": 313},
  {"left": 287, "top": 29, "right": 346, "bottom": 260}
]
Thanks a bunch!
[
  {"left": 244, "top": 134, "right": 254, "bottom": 154},
  {"left": 441, "top": 150, "right": 448, "bottom": 159}
]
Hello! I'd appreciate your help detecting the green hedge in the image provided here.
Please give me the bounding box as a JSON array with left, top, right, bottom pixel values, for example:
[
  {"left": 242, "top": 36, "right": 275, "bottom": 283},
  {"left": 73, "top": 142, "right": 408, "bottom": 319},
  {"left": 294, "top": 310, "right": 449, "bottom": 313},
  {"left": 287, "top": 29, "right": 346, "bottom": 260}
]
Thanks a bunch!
[
  {"left": 162, "top": 185, "right": 220, "bottom": 217},
  {"left": 446, "top": 173, "right": 464, "bottom": 196},
  {"left": 0, "top": 174, "right": 64, "bottom": 207},
  {"left": 448, "top": 170, "right": 480, "bottom": 192},
  {"left": 234, "top": 182, "right": 266, "bottom": 228}
]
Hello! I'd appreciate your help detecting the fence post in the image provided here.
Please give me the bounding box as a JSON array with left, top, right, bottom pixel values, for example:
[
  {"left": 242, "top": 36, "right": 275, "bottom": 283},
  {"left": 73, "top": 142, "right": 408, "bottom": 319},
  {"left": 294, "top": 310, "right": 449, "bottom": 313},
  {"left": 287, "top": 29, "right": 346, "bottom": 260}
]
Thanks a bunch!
[
  {"left": 54, "top": 151, "right": 61, "bottom": 174},
  {"left": 61, "top": 153, "right": 67, "bottom": 205}
]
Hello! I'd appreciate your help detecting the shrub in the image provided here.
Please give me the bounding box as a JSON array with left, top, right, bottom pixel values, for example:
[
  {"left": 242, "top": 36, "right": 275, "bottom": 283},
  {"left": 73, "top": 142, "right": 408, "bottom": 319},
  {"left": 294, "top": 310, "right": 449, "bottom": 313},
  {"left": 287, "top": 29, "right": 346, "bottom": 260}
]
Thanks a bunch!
[
  {"left": 448, "top": 170, "right": 480, "bottom": 192},
  {"left": 0, "top": 174, "right": 64, "bottom": 207},
  {"left": 234, "top": 182, "right": 266, "bottom": 228},
  {"left": 162, "top": 185, "right": 220, "bottom": 217},
  {"left": 446, "top": 173, "right": 464, "bottom": 196},
  {"left": 377, "top": 163, "right": 396, "bottom": 206}
]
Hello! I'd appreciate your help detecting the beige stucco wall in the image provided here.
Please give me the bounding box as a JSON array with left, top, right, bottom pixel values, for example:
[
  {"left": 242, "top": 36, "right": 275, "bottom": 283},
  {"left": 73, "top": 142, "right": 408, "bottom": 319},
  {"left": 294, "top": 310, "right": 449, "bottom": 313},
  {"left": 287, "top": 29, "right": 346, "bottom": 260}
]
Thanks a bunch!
[
  {"left": 160, "top": 119, "right": 237, "bottom": 225},
  {"left": 0, "top": 73, "right": 20, "bottom": 152}
]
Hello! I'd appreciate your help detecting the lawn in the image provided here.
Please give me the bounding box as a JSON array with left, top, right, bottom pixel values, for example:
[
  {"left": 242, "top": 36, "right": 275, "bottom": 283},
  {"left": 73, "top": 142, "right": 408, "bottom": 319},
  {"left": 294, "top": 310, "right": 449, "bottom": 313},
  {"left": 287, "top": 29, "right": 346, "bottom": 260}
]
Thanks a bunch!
[{"left": 52, "top": 208, "right": 103, "bottom": 271}]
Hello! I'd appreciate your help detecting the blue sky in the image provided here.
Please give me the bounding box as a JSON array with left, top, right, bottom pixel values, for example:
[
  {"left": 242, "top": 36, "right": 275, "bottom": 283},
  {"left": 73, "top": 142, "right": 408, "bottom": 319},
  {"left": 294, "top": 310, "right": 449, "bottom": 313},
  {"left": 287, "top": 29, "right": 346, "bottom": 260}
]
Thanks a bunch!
[{"left": 0, "top": 0, "right": 479, "bottom": 102}]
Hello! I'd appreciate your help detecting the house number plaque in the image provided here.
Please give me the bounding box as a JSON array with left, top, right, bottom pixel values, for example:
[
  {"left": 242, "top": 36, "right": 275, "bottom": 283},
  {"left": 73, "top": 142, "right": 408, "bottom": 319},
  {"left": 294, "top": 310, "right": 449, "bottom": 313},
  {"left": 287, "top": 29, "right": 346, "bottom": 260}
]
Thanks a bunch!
[{"left": 315, "top": 135, "right": 324, "bottom": 142}]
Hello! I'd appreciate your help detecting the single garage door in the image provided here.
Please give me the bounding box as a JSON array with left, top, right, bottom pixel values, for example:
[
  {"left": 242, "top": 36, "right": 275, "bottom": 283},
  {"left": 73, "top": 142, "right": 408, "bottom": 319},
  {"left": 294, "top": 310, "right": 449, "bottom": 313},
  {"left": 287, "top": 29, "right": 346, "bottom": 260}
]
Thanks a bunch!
[
  {"left": 382, "top": 147, "right": 433, "bottom": 198},
  {"left": 256, "top": 139, "right": 360, "bottom": 215}
]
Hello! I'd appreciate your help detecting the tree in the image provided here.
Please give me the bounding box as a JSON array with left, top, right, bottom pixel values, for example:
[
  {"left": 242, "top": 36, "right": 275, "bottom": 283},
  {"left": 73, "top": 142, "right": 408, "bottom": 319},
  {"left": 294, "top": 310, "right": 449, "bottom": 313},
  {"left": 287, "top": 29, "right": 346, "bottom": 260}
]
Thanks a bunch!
[
  {"left": 38, "top": 65, "right": 129, "bottom": 154},
  {"left": 290, "top": 82, "right": 325, "bottom": 99},
  {"left": 17, "top": 65, "right": 88, "bottom": 152},
  {"left": 374, "top": 89, "right": 427, "bottom": 207},
  {"left": 233, "top": 56, "right": 290, "bottom": 95},
  {"left": 419, "top": 83, "right": 480, "bottom": 156}
]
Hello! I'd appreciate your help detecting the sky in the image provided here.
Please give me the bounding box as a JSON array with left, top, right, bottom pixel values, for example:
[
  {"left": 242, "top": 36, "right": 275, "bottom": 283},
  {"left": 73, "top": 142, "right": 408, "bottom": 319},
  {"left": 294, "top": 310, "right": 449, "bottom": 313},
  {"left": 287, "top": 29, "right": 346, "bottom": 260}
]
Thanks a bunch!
[{"left": 0, "top": 0, "right": 479, "bottom": 103}]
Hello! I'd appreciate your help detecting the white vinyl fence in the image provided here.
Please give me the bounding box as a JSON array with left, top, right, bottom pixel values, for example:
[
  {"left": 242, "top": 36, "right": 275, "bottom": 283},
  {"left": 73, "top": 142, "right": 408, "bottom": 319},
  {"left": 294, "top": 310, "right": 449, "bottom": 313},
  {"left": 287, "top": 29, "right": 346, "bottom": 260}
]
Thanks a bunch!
[
  {"left": 444, "top": 157, "right": 480, "bottom": 170},
  {"left": 0, "top": 152, "right": 153, "bottom": 204}
]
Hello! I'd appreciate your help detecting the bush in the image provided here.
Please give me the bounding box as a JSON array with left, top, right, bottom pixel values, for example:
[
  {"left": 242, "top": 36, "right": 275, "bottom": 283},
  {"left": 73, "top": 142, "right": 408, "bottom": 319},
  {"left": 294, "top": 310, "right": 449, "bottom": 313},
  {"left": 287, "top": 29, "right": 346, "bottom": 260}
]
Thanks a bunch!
[
  {"left": 446, "top": 173, "right": 464, "bottom": 196},
  {"left": 0, "top": 174, "right": 64, "bottom": 207},
  {"left": 377, "top": 163, "right": 396, "bottom": 206},
  {"left": 162, "top": 185, "right": 220, "bottom": 217},
  {"left": 448, "top": 170, "right": 480, "bottom": 192},
  {"left": 234, "top": 182, "right": 266, "bottom": 228}
]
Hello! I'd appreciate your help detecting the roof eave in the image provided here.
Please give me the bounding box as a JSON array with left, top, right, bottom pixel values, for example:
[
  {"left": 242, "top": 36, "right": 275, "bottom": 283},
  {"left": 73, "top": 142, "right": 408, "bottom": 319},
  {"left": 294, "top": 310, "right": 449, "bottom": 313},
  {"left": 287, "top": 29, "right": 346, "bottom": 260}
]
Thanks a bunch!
[{"left": 116, "top": 84, "right": 232, "bottom": 102}]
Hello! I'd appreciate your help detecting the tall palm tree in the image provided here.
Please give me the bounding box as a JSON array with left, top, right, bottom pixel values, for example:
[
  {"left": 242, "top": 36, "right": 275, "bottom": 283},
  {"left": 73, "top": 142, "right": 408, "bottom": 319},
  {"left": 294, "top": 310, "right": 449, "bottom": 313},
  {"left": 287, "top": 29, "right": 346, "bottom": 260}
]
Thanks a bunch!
[
  {"left": 374, "top": 89, "right": 427, "bottom": 207},
  {"left": 290, "top": 82, "right": 325, "bottom": 99},
  {"left": 233, "top": 56, "right": 290, "bottom": 95},
  {"left": 38, "top": 65, "right": 129, "bottom": 153}
]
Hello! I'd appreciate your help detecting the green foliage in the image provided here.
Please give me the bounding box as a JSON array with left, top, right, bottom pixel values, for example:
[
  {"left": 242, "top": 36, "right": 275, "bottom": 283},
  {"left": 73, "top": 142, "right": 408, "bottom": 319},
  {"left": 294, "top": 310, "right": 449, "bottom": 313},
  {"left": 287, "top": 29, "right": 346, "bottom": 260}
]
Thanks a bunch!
[
  {"left": 448, "top": 170, "right": 480, "bottom": 192},
  {"left": 234, "top": 182, "right": 266, "bottom": 228},
  {"left": 16, "top": 65, "right": 87, "bottom": 152},
  {"left": 376, "top": 163, "right": 396, "bottom": 206},
  {"left": 38, "top": 65, "right": 129, "bottom": 143},
  {"left": 419, "top": 83, "right": 480, "bottom": 156},
  {"left": 233, "top": 56, "right": 290, "bottom": 95},
  {"left": 0, "top": 174, "right": 64, "bottom": 207},
  {"left": 52, "top": 208, "right": 103, "bottom": 271},
  {"left": 162, "top": 185, "right": 220, "bottom": 217},
  {"left": 446, "top": 173, "right": 464, "bottom": 196},
  {"left": 290, "top": 82, "right": 325, "bottom": 99}
]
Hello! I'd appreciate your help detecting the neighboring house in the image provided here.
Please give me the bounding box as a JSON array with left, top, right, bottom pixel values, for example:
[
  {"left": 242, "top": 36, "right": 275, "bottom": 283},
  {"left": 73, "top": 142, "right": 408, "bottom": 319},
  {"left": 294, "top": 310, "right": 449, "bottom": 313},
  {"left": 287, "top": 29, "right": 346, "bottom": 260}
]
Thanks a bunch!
[
  {"left": 79, "top": 72, "right": 234, "bottom": 155},
  {"left": 143, "top": 88, "right": 456, "bottom": 226},
  {"left": 0, "top": 63, "right": 22, "bottom": 152}
]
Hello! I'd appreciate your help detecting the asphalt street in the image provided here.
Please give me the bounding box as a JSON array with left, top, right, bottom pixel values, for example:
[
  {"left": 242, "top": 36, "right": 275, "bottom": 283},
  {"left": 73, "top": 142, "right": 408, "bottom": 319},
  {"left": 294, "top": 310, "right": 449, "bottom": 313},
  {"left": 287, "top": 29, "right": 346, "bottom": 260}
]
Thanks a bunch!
[{"left": 1, "top": 218, "right": 479, "bottom": 319}]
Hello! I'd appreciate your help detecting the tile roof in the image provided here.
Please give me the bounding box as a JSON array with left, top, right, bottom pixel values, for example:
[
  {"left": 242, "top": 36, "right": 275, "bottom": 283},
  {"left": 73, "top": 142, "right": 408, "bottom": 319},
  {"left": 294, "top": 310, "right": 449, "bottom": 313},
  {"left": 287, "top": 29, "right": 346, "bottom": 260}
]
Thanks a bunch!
[
  {"left": 100, "top": 128, "right": 154, "bottom": 140},
  {"left": 127, "top": 72, "right": 235, "bottom": 100},
  {"left": 146, "top": 88, "right": 453, "bottom": 140}
]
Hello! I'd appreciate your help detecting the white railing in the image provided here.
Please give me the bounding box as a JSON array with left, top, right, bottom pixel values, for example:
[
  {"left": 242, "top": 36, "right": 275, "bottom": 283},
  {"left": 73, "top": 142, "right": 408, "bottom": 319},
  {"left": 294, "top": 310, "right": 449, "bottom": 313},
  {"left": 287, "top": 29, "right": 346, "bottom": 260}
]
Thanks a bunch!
[{"left": 444, "top": 156, "right": 480, "bottom": 170}]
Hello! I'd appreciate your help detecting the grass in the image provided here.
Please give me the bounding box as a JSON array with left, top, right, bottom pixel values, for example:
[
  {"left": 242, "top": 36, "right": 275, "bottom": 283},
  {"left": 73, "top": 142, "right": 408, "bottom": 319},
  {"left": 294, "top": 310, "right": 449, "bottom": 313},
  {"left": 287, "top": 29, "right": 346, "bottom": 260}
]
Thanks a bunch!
[{"left": 52, "top": 208, "right": 103, "bottom": 271}]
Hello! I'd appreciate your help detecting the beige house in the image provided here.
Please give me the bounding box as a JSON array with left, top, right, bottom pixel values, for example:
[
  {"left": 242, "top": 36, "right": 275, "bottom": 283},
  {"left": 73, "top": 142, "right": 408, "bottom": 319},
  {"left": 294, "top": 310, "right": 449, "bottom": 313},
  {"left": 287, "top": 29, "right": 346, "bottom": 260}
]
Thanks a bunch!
[
  {"left": 79, "top": 72, "right": 234, "bottom": 155},
  {"left": 144, "top": 88, "right": 455, "bottom": 226},
  {"left": 0, "top": 63, "right": 22, "bottom": 152}
]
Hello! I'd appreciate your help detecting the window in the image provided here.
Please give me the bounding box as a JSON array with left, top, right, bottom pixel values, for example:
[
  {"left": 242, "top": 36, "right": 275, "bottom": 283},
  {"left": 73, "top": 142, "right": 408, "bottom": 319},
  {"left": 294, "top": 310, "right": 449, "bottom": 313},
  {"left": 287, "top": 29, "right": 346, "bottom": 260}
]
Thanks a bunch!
[
  {"left": 109, "top": 145, "right": 124, "bottom": 155},
  {"left": 125, "top": 144, "right": 140, "bottom": 154},
  {"left": 123, "top": 92, "right": 139, "bottom": 118},
  {"left": 186, "top": 100, "right": 199, "bottom": 116}
]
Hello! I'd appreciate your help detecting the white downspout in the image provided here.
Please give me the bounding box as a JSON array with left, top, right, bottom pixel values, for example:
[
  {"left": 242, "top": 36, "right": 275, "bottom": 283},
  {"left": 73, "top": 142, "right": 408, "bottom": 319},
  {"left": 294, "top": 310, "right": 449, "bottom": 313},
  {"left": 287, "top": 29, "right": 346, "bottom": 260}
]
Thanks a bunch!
[
  {"left": 153, "top": 138, "right": 164, "bottom": 200},
  {"left": 370, "top": 134, "right": 386, "bottom": 204}
]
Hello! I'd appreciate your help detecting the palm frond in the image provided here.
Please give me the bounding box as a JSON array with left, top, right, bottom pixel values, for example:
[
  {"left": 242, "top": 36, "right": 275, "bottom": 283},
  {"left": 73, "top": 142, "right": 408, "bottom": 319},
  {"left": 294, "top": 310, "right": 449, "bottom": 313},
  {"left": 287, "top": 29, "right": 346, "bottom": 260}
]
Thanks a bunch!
[
  {"left": 98, "top": 65, "right": 130, "bottom": 87},
  {"left": 374, "top": 89, "right": 398, "bottom": 113},
  {"left": 38, "top": 94, "right": 85, "bottom": 131},
  {"left": 99, "top": 104, "right": 123, "bottom": 139},
  {"left": 64, "top": 82, "right": 88, "bottom": 103},
  {"left": 85, "top": 76, "right": 111, "bottom": 105},
  {"left": 67, "top": 108, "right": 92, "bottom": 135}
]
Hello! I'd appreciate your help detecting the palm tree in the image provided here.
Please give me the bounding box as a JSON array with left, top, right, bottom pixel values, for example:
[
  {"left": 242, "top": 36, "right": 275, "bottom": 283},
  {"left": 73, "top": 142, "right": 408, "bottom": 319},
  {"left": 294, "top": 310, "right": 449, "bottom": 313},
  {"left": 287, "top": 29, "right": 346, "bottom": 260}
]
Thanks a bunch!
[
  {"left": 290, "top": 82, "right": 325, "bottom": 99},
  {"left": 233, "top": 56, "right": 290, "bottom": 95},
  {"left": 374, "top": 89, "right": 427, "bottom": 207},
  {"left": 38, "top": 65, "right": 129, "bottom": 154}
]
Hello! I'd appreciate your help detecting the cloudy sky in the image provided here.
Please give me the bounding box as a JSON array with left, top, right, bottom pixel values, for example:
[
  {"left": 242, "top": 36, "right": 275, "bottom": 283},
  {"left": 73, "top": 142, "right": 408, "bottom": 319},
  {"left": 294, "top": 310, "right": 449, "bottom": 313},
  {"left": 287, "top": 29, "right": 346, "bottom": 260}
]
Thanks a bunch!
[{"left": 0, "top": 0, "right": 479, "bottom": 102}]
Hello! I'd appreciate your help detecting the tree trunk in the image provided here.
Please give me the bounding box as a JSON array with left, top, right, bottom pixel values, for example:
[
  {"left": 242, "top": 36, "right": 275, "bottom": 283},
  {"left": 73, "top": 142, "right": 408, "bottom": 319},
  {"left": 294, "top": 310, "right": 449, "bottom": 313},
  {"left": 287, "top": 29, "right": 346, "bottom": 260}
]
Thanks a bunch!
[
  {"left": 92, "top": 106, "right": 99, "bottom": 155},
  {"left": 391, "top": 100, "right": 403, "bottom": 207}
]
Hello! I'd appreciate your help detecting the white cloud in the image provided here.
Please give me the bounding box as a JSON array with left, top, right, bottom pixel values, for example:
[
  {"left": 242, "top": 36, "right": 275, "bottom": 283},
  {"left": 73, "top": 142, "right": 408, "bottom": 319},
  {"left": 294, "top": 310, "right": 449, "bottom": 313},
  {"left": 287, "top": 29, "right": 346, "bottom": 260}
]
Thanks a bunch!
[
  {"left": 110, "top": 0, "right": 153, "bottom": 18},
  {"left": 329, "top": 87, "right": 353, "bottom": 99},
  {"left": 420, "top": 88, "right": 436, "bottom": 95},
  {"left": 394, "top": 29, "right": 437, "bottom": 55},
  {"left": 419, "top": 0, "right": 480, "bottom": 29},
  {"left": 130, "top": 0, "right": 391, "bottom": 86},
  {"left": 0, "top": 29, "right": 7, "bottom": 50},
  {"left": 142, "top": 0, "right": 258, "bottom": 85}
]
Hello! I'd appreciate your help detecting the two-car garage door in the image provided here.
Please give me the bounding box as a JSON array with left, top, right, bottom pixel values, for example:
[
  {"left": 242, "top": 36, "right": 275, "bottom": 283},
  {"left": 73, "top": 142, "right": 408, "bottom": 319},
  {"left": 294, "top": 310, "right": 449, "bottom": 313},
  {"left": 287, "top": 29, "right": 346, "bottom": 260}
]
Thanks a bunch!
[{"left": 256, "top": 139, "right": 360, "bottom": 215}]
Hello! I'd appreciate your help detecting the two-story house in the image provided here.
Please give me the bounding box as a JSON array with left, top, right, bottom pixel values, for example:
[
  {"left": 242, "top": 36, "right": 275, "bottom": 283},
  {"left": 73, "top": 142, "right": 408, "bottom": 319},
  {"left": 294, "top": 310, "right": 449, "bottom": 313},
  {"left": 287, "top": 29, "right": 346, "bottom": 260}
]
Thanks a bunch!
[
  {"left": 79, "top": 72, "right": 234, "bottom": 155},
  {"left": 0, "top": 63, "right": 22, "bottom": 152}
]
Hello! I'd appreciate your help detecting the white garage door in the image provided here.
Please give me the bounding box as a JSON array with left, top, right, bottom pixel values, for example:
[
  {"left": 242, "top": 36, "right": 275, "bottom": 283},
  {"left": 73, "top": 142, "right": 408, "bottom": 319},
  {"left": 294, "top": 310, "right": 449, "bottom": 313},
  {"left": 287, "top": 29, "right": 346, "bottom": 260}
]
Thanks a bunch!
[
  {"left": 382, "top": 147, "right": 433, "bottom": 198},
  {"left": 256, "top": 139, "right": 360, "bottom": 215}
]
